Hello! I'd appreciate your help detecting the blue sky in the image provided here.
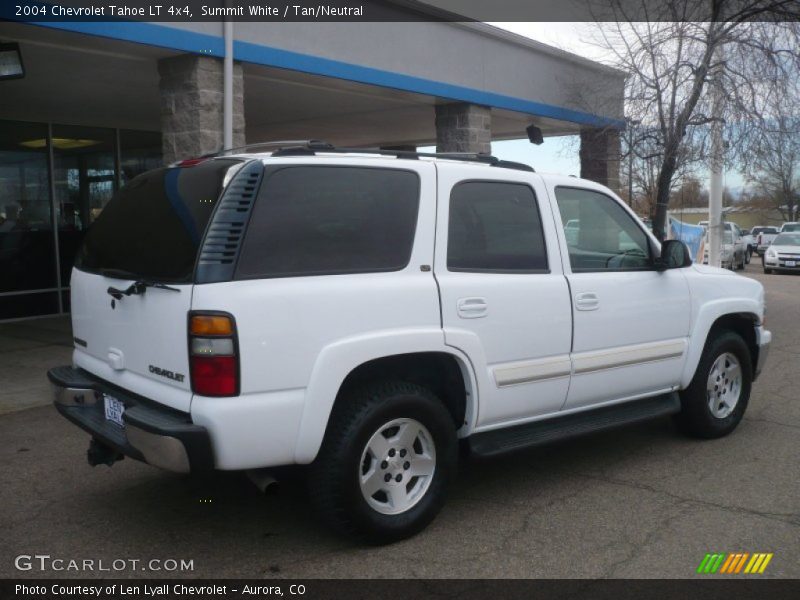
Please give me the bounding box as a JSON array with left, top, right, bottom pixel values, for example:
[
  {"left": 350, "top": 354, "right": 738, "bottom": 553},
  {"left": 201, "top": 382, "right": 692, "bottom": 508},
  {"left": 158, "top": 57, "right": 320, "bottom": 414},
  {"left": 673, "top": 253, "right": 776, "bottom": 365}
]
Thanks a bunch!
[{"left": 420, "top": 136, "right": 581, "bottom": 176}]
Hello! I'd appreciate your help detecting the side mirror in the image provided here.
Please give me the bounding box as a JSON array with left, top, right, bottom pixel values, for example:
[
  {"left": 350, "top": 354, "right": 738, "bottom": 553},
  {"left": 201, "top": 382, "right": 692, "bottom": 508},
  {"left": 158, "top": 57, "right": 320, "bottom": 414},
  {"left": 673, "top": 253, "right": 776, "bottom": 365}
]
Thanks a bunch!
[{"left": 657, "top": 239, "right": 693, "bottom": 270}]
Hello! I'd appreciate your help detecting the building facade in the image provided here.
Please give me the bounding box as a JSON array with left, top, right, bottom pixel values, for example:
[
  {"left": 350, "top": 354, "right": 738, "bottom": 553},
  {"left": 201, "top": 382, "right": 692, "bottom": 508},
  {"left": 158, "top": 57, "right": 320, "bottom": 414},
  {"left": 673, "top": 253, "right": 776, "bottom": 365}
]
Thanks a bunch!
[{"left": 0, "top": 16, "right": 625, "bottom": 320}]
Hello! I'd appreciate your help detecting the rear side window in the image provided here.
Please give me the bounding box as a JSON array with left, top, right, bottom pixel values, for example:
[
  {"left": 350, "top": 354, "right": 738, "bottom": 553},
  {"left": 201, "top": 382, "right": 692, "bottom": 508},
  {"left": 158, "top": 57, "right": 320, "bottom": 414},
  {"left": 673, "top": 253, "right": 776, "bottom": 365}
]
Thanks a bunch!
[
  {"left": 76, "top": 159, "right": 243, "bottom": 283},
  {"left": 236, "top": 167, "right": 420, "bottom": 278},
  {"left": 447, "top": 181, "right": 548, "bottom": 272}
]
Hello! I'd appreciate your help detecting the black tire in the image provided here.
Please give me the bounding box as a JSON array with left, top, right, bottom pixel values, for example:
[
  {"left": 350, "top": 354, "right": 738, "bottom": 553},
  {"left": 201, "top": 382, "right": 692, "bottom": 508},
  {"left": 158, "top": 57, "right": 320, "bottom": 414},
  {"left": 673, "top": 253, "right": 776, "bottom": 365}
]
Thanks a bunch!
[
  {"left": 764, "top": 268, "right": 773, "bottom": 274},
  {"left": 745, "top": 249, "right": 752, "bottom": 264},
  {"left": 676, "top": 330, "right": 752, "bottom": 439},
  {"left": 308, "top": 381, "right": 457, "bottom": 544}
]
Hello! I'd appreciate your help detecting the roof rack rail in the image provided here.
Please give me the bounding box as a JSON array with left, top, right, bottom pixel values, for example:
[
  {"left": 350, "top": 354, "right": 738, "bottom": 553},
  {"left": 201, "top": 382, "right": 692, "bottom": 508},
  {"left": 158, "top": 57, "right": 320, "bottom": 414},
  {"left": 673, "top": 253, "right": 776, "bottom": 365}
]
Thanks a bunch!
[
  {"left": 216, "top": 139, "right": 535, "bottom": 172},
  {"left": 211, "top": 139, "right": 334, "bottom": 157},
  {"left": 272, "top": 140, "right": 534, "bottom": 172}
]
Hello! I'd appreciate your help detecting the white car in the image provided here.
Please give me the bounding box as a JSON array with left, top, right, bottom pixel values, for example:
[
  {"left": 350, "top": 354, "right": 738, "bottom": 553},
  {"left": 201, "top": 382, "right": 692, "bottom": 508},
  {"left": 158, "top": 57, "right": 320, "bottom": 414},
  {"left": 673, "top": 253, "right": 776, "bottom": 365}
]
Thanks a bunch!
[
  {"left": 49, "top": 143, "right": 771, "bottom": 543},
  {"left": 753, "top": 225, "right": 780, "bottom": 255},
  {"left": 780, "top": 221, "right": 800, "bottom": 233},
  {"left": 763, "top": 232, "right": 800, "bottom": 274},
  {"left": 739, "top": 228, "right": 755, "bottom": 262},
  {"left": 702, "top": 226, "right": 748, "bottom": 270}
]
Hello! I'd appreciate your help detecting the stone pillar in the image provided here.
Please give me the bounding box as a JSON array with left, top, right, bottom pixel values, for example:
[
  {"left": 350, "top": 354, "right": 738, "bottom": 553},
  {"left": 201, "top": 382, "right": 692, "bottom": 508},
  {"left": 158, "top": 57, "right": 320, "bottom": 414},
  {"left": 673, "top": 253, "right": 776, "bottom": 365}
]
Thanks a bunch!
[
  {"left": 435, "top": 103, "right": 491, "bottom": 154},
  {"left": 579, "top": 127, "right": 621, "bottom": 191},
  {"left": 158, "top": 54, "right": 245, "bottom": 165}
]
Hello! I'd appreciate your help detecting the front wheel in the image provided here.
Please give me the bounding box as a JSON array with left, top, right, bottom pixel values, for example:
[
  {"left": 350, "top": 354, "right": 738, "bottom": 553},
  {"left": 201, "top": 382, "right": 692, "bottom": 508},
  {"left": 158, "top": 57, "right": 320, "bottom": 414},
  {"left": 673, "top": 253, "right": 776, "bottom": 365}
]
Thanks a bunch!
[
  {"left": 745, "top": 249, "right": 752, "bottom": 264},
  {"left": 308, "top": 382, "right": 457, "bottom": 543},
  {"left": 676, "top": 330, "right": 751, "bottom": 439}
]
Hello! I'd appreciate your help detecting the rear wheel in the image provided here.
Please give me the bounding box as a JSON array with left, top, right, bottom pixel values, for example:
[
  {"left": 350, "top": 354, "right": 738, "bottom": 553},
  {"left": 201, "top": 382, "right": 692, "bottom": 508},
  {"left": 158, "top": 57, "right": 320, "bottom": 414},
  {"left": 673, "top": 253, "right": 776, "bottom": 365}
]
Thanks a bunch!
[
  {"left": 676, "top": 330, "right": 751, "bottom": 438},
  {"left": 308, "top": 381, "right": 457, "bottom": 544}
]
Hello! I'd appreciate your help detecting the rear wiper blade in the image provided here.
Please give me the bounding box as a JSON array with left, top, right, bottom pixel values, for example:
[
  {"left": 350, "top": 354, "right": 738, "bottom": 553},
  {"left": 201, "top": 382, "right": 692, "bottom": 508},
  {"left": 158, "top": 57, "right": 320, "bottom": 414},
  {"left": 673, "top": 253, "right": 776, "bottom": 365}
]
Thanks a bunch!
[{"left": 107, "top": 280, "right": 181, "bottom": 300}]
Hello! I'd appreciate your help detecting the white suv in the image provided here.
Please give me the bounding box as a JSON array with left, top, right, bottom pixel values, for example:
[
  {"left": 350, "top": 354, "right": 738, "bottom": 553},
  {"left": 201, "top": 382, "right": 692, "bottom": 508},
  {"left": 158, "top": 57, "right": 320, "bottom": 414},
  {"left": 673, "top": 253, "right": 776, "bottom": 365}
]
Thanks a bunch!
[{"left": 49, "top": 142, "right": 771, "bottom": 543}]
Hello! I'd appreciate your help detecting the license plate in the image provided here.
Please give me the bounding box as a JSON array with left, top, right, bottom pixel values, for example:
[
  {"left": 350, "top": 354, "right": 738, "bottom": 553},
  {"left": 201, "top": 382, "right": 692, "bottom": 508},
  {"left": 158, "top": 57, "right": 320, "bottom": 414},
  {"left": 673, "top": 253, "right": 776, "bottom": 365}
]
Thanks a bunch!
[
  {"left": 103, "top": 394, "right": 125, "bottom": 427},
  {"left": 786, "top": 260, "right": 796, "bottom": 267}
]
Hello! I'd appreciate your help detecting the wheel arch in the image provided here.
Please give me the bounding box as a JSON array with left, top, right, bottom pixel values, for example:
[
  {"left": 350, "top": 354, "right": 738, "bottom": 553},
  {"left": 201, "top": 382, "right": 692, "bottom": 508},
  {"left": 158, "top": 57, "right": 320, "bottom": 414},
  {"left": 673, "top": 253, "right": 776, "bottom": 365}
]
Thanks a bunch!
[
  {"left": 681, "top": 304, "right": 760, "bottom": 388},
  {"left": 293, "top": 330, "right": 477, "bottom": 464}
]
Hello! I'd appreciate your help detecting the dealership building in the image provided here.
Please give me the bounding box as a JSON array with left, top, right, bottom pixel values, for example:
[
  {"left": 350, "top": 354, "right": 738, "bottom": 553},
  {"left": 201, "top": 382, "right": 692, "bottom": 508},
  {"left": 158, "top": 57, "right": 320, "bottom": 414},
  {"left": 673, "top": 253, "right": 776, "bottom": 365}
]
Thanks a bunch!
[{"left": 0, "top": 12, "right": 625, "bottom": 320}]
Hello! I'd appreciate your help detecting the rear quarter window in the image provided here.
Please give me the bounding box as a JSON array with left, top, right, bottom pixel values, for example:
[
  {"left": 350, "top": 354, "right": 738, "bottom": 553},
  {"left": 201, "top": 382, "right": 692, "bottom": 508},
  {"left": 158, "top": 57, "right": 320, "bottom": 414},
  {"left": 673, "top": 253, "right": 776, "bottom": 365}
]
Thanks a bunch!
[{"left": 235, "top": 166, "right": 420, "bottom": 279}]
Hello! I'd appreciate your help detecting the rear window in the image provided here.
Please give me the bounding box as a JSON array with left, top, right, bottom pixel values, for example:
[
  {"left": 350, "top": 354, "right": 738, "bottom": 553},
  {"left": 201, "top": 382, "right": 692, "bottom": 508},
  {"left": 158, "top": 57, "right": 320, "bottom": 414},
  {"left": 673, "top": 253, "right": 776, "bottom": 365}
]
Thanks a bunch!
[
  {"left": 235, "top": 166, "right": 420, "bottom": 279},
  {"left": 75, "top": 159, "right": 243, "bottom": 282}
]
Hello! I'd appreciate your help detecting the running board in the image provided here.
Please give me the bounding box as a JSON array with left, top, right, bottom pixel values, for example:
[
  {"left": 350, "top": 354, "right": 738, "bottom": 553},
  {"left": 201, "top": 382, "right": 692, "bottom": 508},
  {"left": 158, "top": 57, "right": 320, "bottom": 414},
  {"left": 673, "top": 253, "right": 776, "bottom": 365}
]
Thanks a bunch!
[{"left": 468, "top": 393, "right": 681, "bottom": 458}]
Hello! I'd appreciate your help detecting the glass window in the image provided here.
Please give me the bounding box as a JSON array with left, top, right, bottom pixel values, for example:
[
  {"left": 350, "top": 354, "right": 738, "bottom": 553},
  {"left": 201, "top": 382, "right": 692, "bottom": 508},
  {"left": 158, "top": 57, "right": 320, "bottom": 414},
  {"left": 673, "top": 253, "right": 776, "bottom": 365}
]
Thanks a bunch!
[
  {"left": 236, "top": 167, "right": 420, "bottom": 279},
  {"left": 51, "top": 124, "right": 117, "bottom": 286},
  {"left": 120, "top": 129, "right": 162, "bottom": 184},
  {"left": 555, "top": 187, "right": 652, "bottom": 272},
  {"left": 0, "top": 119, "right": 56, "bottom": 294},
  {"left": 773, "top": 233, "right": 800, "bottom": 245},
  {"left": 447, "top": 181, "right": 547, "bottom": 272},
  {"left": 76, "top": 158, "right": 243, "bottom": 283}
]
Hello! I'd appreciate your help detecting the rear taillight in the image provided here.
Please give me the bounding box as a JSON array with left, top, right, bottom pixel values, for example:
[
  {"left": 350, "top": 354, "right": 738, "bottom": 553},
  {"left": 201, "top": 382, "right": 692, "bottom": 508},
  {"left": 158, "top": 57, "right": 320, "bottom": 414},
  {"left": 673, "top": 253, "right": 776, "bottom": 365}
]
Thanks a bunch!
[{"left": 189, "top": 312, "right": 238, "bottom": 396}]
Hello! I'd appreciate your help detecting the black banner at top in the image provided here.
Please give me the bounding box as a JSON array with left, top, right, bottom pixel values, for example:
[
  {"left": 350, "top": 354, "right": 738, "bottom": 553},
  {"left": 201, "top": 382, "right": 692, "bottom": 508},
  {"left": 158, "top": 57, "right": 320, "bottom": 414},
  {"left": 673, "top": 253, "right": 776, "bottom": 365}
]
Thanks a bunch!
[{"left": 3, "top": 0, "right": 800, "bottom": 23}]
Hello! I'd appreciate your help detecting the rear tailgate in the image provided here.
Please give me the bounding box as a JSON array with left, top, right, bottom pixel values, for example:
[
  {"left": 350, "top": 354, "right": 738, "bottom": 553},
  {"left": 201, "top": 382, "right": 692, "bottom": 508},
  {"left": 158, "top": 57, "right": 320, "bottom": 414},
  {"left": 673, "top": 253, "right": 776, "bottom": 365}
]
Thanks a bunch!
[
  {"left": 68, "top": 158, "right": 247, "bottom": 412},
  {"left": 71, "top": 270, "right": 194, "bottom": 412}
]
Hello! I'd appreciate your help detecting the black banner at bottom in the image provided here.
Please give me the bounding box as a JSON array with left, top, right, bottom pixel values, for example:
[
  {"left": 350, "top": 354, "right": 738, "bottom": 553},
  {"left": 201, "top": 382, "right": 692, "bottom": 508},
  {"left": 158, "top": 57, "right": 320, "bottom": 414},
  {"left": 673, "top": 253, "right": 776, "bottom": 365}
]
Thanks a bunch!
[{"left": 2, "top": 579, "right": 799, "bottom": 600}]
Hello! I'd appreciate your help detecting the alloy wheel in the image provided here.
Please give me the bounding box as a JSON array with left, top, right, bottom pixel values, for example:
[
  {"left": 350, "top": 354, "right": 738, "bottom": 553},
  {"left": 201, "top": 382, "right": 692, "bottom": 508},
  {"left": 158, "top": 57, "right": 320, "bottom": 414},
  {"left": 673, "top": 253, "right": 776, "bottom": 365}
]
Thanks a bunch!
[
  {"left": 358, "top": 418, "right": 436, "bottom": 515},
  {"left": 706, "top": 352, "right": 742, "bottom": 419}
]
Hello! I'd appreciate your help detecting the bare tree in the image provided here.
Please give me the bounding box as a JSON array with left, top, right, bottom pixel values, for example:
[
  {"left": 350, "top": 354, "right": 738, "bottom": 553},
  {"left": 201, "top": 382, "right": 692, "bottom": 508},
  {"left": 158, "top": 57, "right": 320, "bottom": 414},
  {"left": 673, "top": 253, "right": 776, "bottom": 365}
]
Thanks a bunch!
[
  {"left": 623, "top": 123, "right": 702, "bottom": 218},
  {"left": 740, "top": 84, "right": 800, "bottom": 221},
  {"left": 590, "top": 0, "right": 800, "bottom": 239}
]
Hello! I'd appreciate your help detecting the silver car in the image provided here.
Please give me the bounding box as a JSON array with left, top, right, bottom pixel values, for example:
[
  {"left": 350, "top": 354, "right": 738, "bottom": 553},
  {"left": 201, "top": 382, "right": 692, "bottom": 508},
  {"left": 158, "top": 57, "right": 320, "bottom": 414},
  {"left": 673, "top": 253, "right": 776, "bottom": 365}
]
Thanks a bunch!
[
  {"left": 703, "top": 228, "right": 747, "bottom": 270},
  {"left": 763, "top": 232, "right": 800, "bottom": 274}
]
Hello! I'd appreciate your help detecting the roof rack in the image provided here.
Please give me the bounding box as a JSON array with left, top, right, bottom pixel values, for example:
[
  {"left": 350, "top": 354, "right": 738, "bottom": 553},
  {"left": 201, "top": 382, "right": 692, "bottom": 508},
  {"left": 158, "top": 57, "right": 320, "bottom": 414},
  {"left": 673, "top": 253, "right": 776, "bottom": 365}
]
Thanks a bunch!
[
  {"left": 211, "top": 139, "right": 334, "bottom": 157},
  {"left": 214, "top": 140, "right": 534, "bottom": 172}
]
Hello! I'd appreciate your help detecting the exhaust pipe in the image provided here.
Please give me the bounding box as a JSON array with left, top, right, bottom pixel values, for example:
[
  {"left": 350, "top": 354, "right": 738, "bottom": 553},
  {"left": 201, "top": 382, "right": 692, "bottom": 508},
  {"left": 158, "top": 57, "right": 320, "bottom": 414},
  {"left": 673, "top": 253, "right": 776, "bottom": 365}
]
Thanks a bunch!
[
  {"left": 87, "top": 438, "right": 124, "bottom": 467},
  {"left": 246, "top": 469, "right": 278, "bottom": 493}
]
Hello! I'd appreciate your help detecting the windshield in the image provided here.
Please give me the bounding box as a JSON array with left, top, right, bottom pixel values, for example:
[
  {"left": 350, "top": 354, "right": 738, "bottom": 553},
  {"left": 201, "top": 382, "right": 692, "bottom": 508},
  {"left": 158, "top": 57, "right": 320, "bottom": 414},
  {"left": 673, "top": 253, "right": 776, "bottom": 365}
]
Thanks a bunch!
[
  {"left": 75, "top": 158, "right": 243, "bottom": 283},
  {"left": 782, "top": 223, "right": 800, "bottom": 232},
  {"left": 773, "top": 233, "right": 800, "bottom": 246}
]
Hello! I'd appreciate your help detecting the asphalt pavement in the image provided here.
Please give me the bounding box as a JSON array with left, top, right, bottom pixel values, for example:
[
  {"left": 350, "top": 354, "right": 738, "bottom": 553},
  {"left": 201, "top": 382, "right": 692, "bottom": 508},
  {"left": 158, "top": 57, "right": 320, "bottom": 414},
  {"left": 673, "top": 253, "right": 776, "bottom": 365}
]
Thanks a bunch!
[{"left": 1, "top": 262, "right": 797, "bottom": 579}]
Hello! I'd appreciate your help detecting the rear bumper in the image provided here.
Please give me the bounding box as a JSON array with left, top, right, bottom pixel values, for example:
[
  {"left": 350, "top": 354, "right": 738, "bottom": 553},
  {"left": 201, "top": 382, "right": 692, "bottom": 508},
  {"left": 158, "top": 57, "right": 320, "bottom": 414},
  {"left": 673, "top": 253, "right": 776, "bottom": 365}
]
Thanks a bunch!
[
  {"left": 754, "top": 326, "right": 771, "bottom": 381},
  {"left": 48, "top": 366, "right": 214, "bottom": 473}
]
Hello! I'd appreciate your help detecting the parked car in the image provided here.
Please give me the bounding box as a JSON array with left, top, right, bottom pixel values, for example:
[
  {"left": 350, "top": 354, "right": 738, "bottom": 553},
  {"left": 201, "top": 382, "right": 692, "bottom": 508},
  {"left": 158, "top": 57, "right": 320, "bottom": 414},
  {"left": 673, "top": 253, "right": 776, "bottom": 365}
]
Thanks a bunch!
[
  {"left": 48, "top": 143, "right": 771, "bottom": 543},
  {"left": 564, "top": 218, "right": 580, "bottom": 246},
  {"left": 752, "top": 226, "right": 780, "bottom": 255},
  {"left": 780, "top": 221, "right": 800, "bottom": 233},
  {"left": 703, "top": 227, "right": 747, "bottom": 270},
  {"left": 763, "top": 232, "right": 800, "bottom": 274},
  {"left": 739, "top": 228, "right": 755, "bottom": 262}
]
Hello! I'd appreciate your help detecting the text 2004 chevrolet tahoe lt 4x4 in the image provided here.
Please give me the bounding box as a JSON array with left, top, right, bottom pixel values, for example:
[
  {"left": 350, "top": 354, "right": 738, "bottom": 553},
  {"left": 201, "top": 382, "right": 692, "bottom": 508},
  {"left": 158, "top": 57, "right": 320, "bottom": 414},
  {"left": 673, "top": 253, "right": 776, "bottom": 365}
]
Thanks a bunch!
[{"left": 49, "top": 143, "right": 771, "bottom": 543}]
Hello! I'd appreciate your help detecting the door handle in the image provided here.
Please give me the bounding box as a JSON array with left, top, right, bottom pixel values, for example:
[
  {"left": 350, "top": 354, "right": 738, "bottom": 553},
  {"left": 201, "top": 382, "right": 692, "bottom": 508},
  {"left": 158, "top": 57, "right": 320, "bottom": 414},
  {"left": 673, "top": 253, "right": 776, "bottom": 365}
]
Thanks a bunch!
[
  {"left": 457, "top": 297, "right": 488, "bottom": 319},
  {"left": 575, "top": 292, "right": 600, "bottom": 311}
]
